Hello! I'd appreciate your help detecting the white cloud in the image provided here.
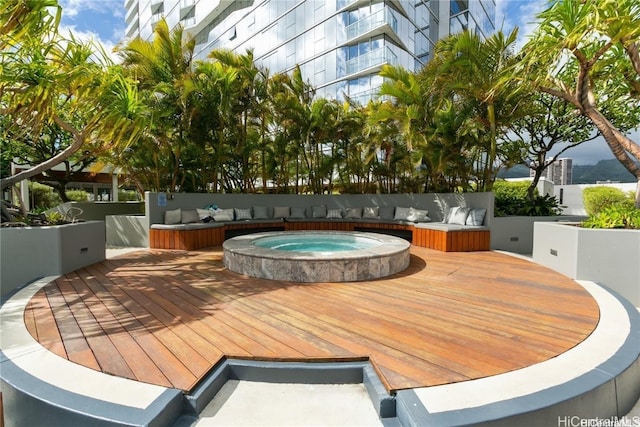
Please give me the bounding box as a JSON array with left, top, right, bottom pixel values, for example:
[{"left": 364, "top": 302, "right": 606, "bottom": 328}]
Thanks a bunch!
[
  {"left": 58, "top": 24, "right": 121, "bottom": 64},
  {"left": 58, "top": 0, "right": 125, "bottom": 63},
  {"left": 495, "top": 0, "right": 548, "bottom": 51},
  {"left": 60, "top": 0, "right": 124, "bottom": 19}
]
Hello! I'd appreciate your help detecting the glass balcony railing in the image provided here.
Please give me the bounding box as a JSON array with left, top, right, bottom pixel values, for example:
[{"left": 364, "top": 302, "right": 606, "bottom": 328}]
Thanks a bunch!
[
  {"left": 151, "top": 13, "right": 163, "bottom": 24},
  {"left": 346, "top": 7, "right": 397, "bottom": 40},
  {"left": 346, "top": 46, "right": 397, "bottom": 75},
  {"left": 181, "top": 16, "right": 196, "bottom": 27},
  {"left": 349, "top": 87, "right": 387, "bottom": 105},
  {"left": 181, "top": 0, "right": 195, "bottom": 10}
]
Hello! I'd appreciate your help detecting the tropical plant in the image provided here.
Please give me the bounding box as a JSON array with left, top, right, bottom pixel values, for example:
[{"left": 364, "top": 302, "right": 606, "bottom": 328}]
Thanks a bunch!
[
  {"left": 493, "top": 180, "right": 563, "bottom": 216},
  {"left": 427, "top": 29, "right": 525, "bottom": 191},
  {"left": 116, "top": 19, "right": 196, "bottom": 193},
  {"left": 506, "top": 91, "right": 598, "bottom": 200},
  {"left": 583, "top": 205, "right": 640, "bottom": 229},
  {"left": 0, "top": 4, "right": 144, "bottom": 192},
  {"left": 495, "top": 193, "right": 562, "bottom": 216},
  {"left": 522, "top": 0, "right": 640, "bottom": 206},
  {"left": 0, "top": 0, "right": 60, "bottom": 49}
]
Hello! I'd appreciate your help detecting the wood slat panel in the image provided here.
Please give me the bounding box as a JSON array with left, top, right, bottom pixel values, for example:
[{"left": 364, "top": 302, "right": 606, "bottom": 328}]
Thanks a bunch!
[{"left": 26, "top": 247, "right": 599, "bottom": 393}]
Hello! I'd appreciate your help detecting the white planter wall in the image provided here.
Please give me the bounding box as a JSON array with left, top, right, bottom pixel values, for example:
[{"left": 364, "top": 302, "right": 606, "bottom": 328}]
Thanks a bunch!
[
  {"left": 0, "top": 221, "right": 106, "bottom": 299},
  {"left": 491, "top": 215, "right": 585, "bottom": 254},
  {"left": 106, "top": 215, "right": 149, "bottom": 247},
  {"left": 533, "top": 222, "right": 640, "bottom": 306}
]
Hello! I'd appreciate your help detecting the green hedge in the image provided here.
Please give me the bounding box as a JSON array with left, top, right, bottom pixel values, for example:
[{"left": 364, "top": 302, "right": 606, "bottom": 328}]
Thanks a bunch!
[
  {"left": 492, "top": 180, "right": 531, "bottom": 200},
  {"left": 66, "top": 190, "right": 89, "bottom": 202},
  {"left": 582, "top": 187, "right": 633, "bottom": 216},
  {"left": 29, "top": 182, "right": 62, "bottom": 210}
]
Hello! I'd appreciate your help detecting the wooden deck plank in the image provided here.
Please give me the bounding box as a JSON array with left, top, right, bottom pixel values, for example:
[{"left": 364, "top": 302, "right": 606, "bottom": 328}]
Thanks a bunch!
[
  {"left": 25, "top": 246, "right": 600, "bottom": 393},
  {"left": 81, "top": 262, "right": 201, "bottom": 390},
  {"left": 24, "top": 291, "right": 67, "bottom": 359},
  {"left": 55, "top": 274, "right": 136, "bottom": 379},
  {"left": 63, "top": 270, "right": 173, "bottom": 388},
  {"left": 43, "top": 283, "right": 100, "bottom": 370}
]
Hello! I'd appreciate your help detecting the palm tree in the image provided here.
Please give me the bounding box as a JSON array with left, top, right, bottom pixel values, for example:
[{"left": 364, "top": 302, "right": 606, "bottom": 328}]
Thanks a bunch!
[
  {"left": 428, "top": 29, "right": 523, "bottom": 191},
  {"left": 208, "top": 49, "right": 268, "bottom": 192},
  {"left": 365, "top": 99, "right": 410, "bottom": 193},
  {"left": 117, "top": 19, "right": 195, "bottom": 192},
  {"left": 183, "top": 60, "right": 238, "bottom": 192}
]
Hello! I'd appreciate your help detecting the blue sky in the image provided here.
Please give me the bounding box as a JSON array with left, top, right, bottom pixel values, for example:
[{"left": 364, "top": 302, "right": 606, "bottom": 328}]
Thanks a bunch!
[{"left": 57, "top": 0, "right": 627, "bottom": 165}]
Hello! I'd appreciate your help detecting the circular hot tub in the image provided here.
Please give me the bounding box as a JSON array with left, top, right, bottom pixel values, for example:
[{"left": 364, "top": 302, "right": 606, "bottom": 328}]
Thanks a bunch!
[{"left": 223, "top": 231, "right": 410, "bottom": 283}]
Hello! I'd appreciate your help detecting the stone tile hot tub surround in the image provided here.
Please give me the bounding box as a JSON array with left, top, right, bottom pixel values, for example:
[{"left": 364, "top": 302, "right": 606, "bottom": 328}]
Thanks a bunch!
[{"left": 222, "top": 231, "right": 411, "bottom": 282}]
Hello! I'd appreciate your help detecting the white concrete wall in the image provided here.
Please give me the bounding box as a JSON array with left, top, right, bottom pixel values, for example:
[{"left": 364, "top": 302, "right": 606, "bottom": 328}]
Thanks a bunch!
[
  {"left": 555, "top": 183, "right": 637, "bottom": 215},
  {"left": 533, "top": 222, "right": 640, "bottom": 306},
  {"left": 491, "top": 215, "right": 585, "bottom": 255},
  {"left": 0, "top": 221, "right": 105, "bottom": 299},
  {"left": 106, "top": 215, "right": 149, "bottom": 248}
]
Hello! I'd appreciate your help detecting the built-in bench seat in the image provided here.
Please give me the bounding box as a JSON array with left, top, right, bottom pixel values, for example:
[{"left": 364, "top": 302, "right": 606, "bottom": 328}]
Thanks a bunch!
[
  {"left": 145, "top": 192, "right": 493, "bottom": 252},
  {"left": 414, "top": 223, "right": 490, "bottom": 252},
  {"left": 150, "top": 218, "right": 489, "bottom": 252}
]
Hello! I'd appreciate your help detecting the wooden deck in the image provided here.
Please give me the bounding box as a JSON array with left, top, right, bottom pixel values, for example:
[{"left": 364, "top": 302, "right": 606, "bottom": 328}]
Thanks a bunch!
[{"left": 24, "top": 247, "right": 600, "bottom": 394}]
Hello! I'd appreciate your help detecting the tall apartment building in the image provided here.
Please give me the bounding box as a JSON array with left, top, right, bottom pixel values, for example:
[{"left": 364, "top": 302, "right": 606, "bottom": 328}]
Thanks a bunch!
[
  {"left": 124, "top": 0, "right": 495, "bottom": 103},
  {"left": 530, "top": 157, "right": 573, "bottom": 185}
]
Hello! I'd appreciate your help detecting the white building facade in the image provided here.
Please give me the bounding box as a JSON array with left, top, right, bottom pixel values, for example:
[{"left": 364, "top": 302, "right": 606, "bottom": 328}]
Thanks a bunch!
[
  {"left": 530, "top": 157, "right": 573, "bottom": 185},
  {"left": 124, "top": 0, "right": 495, "bottom": 103}
]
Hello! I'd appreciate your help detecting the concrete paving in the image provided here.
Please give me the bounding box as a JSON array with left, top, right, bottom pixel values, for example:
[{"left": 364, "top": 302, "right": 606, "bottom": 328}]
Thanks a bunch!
[{"left": 194, "top": 381, "right": 383, "bottom": 426}]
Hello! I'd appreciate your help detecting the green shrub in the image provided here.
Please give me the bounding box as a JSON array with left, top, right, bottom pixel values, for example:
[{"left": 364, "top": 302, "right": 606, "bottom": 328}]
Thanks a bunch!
[
  {"left": 29, "top": 182, "right": 62, "bottom": 210},
  {"left": 493, "top": 180, "right": 531, "bottom": 201},
  {"left": 495, "top": 193, "right": 562, "bottom": 216},
  {"left": 582, "top": 205, "right": 640, "bottom": 229},
  {"left": 45, "top": 211, "right": 67, "bottom": 225},
  {"left": 493, "top": 180, "right": 562, "bottom": 216},
  {"left": 582, "top": 186, "right": 633, "bottom": 216},
  {"left": 118, "top": 189, "right": 142, "bottom": 201},
  {"left": 66, "top": 190, "right": 89, "bottom": 202}
]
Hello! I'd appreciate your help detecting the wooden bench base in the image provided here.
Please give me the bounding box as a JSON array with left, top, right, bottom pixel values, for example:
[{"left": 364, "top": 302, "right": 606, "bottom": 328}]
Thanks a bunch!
[
  {"left": 150, "top": 221, "right": 489, "bottom": 252},
  {"left": 413, "top": 227, "right": 490, "bottom": 252},
  {"left": 149, "top": 227, "right": 225, "bottom": 251}
]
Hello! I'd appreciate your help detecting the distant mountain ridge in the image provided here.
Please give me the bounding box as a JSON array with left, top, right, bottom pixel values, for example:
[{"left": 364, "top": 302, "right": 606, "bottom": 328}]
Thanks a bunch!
[{"left": 499, "top": 159, "right": 639, "bottom": 184}]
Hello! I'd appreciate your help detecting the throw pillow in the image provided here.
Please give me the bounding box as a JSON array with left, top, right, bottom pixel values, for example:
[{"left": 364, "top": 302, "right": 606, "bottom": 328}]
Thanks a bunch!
[
  {"left": 312, "top": 205, "right": 327, "bottom": 218},
  {"left": 326, "top": 209, "right": 343, "bottom": 219},
  {"left": 234, "top": 208, "right": 252, "bottom": 220},
  {"left": 406, "top": 208, "right": 431, "bottom": 223},
  {"left": 196, "top": 208, "right": 212, "bottom": 221},
  {"left": 181, "top": 209, "right": 200, "bottom": 224},
  {"left": 394, "top": 206, "right": 411, "bottom": 220},
  {"left": 363, "top": 206, "right": 379, "bottom": 219},
  {"left": 378, "top": 206, "right": 395, "bottom": 220},
  {"left": 344, "top": 207, "right": 362, "bottom": 219},
  {"left": 164, "top": 208, "right": 181, "bottom": 225},
  {"left": 252, "top": 206, "right": 270, "bottom": 219},
  {"left": 273, "top": 206, "right": 290, "bottom": 219},
  {"left": 466, "top": 208, "right": 487, "bottom": 226},
  {"left": 220, "top": 208, "right": 235, "bottom": 219},
  {"left": 448, "top": 206, "right": 471, "bottom": 225},
  {"left": 290, "top": 206, "right": 306, "bottom": 219},
  {"left": 212, "top": 212, "right": 232, "bottom": 222}
]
